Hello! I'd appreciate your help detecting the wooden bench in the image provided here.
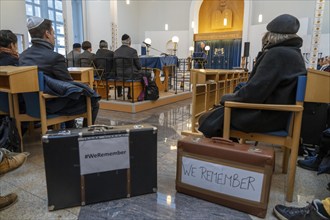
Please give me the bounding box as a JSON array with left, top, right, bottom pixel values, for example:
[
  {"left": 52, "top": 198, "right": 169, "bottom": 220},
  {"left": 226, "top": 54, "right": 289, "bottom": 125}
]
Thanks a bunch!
[{"left": 108, "top": 80, "right": 143, "bottom": 102}]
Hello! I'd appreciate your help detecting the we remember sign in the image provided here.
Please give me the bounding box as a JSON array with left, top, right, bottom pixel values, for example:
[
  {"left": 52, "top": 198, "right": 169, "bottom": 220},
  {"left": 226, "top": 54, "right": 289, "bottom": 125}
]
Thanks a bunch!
[
  {"left": 181, "top": 156, "right": 264, "bottom": 202},
  {"left": 79, "top": 134, "right": 130, "bottom": 175}
]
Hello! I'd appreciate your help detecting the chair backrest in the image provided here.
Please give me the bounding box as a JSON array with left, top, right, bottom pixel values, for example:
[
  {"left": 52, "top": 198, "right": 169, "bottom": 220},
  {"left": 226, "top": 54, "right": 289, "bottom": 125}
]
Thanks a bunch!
[
  {"left": 296, "top": 75, "right": 307, "bottom": 103},
  {"left": 79, "top": 58, "right": 93, "bottom": 67},
  {"left": 114, "top": 57, "right": 134, "bottom": 80},
  {"left": 22, "top": 72, "right": 43, "bottom": 118},
  {"left": 0, "top": 92, "right": 9, "bottom": 113},
  {"left": 94, "top": 57, "right": 114, "bottom": 79}
]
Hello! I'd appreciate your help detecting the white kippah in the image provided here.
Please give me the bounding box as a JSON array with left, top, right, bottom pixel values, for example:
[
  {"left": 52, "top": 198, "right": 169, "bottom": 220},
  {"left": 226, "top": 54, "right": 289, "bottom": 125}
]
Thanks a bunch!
[{"left": 27, "top": 16, "right": 45, "bottom": 30}]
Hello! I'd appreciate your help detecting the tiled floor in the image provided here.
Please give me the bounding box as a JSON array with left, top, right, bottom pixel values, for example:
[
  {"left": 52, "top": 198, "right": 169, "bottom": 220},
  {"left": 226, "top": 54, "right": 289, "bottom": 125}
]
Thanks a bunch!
[{"left": 1, "top": 99, "right": 329, "bottom": 219}]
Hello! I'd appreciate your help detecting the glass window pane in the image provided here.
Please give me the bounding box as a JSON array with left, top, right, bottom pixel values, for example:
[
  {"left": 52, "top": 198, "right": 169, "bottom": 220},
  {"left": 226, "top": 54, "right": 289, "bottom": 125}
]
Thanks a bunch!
[
  {"left": 57, "top": 36, "right": 65, "bottom": 46},
  {"left": 48, "top": 10, "right": 54, "bottom": 21},
  {"left": 34, "top": 0, "right": 40, "bottom": 4},
  {"left": 56, "top": 24, "right": 64, "bottom": 35},
  {"left": 55, "top": 0, "right": 62, "bottom": 10},
  {"left": 56, "top": 11, "right": 63, "bottom": 22},
  {"left": 26, "top": 0, "right": 32, "bottom": 3},
  {"left": 57, "top": 47, "right": 66, "bottom": 55},
  {"left": 26, "top": 4, "right": 33, "bottom": 16},
  {"left": 35, "top": 6, "right": 41, "bottom": 17},
  {"left": 48, "top": 0, "right": 53, "bottom": 8}
]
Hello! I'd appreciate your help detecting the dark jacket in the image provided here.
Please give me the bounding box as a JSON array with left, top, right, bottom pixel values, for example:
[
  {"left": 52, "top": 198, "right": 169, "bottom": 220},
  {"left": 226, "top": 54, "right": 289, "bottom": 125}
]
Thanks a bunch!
[
  {"left": 95, "top": 49, "right": 114, "bottom": 77},
  {"left": 67, "top": 50, "right": 81, "bottom": 67},
  {"left": 77, "top": 50, "right": 96, "bottom": 67},
  {"left": 19, "top": 39, "right": 99, "bottom": 122},
  {"left": 0, "top": 52, "right": 18, "bottom": 66},
  {"left": 43, "top": 75, "right": 100, "bottom": 115},
  {"left": 221, "top": 37, "right": 307, "bottom": 133},
  {"left": 114, "top": 45, "right": 142, "bottom": 80},
  {"left": 19, "top": 38, "right": 72, "bottom": 81}
]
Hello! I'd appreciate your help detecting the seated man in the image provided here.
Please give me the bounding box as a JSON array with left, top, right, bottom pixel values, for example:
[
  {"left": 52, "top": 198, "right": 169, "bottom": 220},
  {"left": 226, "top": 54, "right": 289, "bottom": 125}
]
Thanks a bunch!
[
  {"left": 114, "top": 34, "right": 142, "bottom": 98},
  {"left": 66, "top": 43, "right": 81, "bottom": 67},
  {"left": 198, "top": 14, "right": 307, "bottom": 137},
  {"left": 19, "top": 16, "right": 99, "bottom": 126},
  {"left": 77, "top": 41, "right": 96, "bottom": 67},
  {"left": 95, "top": 40, "right": 114, "bottom": 77}
]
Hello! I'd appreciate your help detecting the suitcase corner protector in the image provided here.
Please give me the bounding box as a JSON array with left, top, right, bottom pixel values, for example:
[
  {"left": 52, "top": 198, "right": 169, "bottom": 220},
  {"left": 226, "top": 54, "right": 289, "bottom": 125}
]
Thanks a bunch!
[
  {"left": 48, "top": 205, "right": 55, "bottom": 211},
  {"left": 42, "top": 135, "right": 49, "bottom": 143}
]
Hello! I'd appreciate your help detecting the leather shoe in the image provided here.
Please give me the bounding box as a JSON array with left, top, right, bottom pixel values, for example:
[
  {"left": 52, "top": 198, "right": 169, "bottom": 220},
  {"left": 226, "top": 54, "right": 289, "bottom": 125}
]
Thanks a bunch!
[
  {"left": 0, "top": 193, "right": 18, "bottom": 211},
  {"left": 0, "top": 149, "right": 29, "bottom": 176},
  {"left": 274, "top": 200, "right": 330, "bottom": 220},
  {"left": 297, "top": 155, "right": 322, "bottom": 171}
]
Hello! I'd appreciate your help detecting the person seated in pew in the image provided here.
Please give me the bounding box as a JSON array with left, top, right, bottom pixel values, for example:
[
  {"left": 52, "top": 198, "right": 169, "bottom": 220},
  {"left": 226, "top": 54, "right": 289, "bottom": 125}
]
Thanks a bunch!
[
  {"left": 0, "top": 29, "right": 31, "bottom": 212},
  {"left": 77, "top": 41, "right": 96, "bottom": 67},
  {"left": 19, "top": 16, "right": 100, "bottom": 127},
  {"left": 67, "top": 43, "right": 81, "bottom": 67},
  {"left": 114, "top": 34, "right": 143, "bottom": 99},
  {"left": 95, "top": 40, "right": 114, "bottom": 77},
  {"left": 198, "top": 14, "right": 307, "bottom": 138},
  {"left": 0, "top": 30, "right": 19, "bottom": 66}
]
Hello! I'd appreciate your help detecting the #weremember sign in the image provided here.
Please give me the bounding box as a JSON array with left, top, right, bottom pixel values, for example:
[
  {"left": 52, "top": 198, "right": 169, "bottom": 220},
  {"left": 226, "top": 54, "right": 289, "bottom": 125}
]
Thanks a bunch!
[
  {"left": 181, "top": 156, "right": 264, "bottom": 202},
  {"left": 79, "top": 134, "right": 130, "bottom": 175}
]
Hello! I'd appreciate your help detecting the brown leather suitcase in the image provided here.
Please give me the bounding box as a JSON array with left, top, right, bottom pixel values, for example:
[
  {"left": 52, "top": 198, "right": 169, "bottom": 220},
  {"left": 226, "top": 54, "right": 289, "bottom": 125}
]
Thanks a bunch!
[{"left": 176, "top": 136, "right": 274, "bottom": 218}]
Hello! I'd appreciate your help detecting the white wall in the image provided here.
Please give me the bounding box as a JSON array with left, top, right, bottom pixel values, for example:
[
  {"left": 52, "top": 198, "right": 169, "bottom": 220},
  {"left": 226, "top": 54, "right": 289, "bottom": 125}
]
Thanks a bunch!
[
  {"left": 117, "top": 0, "right": 139, "bottom": 48},
  {"left": 82, "top": 0, "right": 114, "bottom": 52},
  {"left": 245, "top": 0, "right": 330, "bottom": 70},
  {"left": 145, "top": 30, "right": 189, "bottom": 58},
  {"left": 115, "top": 0, "right": 191, "bottom": 57},
  {"left": 0, "top": 0, "right": 29, "bottom": 52}
]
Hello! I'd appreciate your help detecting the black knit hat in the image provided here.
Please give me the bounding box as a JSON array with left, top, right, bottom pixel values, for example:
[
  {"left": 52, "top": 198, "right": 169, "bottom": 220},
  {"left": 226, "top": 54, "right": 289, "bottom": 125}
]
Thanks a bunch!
[
  {"left": 266, "top": 14, "right": 300, "bottom": 34},
  {"left": 73, "top": 43, "right": 81, "bottom": 49},
  {"left": 122, "top": 34, "right": 130, "bottom": 41}
]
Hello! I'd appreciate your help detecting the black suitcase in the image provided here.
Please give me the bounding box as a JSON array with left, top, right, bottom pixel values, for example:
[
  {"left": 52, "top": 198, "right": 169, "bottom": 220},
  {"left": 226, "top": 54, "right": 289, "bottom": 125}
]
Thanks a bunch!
[
  {"left": 42, "top": 124, "right": 157, "bottom": 211},
  {"left": 300, "top": 102, "right": 328, "bottom": 146}
]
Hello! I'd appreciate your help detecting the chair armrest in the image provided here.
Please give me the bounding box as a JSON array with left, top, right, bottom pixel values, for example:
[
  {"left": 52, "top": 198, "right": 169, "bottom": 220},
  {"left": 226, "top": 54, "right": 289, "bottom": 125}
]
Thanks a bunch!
[
  {"left": 42, "top": 94, "right": 58, "bottom": 99},
  {"left": 224, "top": 101, "right": 303, "bottom": 112}
]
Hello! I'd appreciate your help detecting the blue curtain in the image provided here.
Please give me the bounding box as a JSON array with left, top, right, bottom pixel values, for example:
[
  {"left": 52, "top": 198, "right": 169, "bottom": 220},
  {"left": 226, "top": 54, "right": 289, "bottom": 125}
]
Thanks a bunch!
[{"left": 195, "top": 39, "right": 242, "bottom": 69}]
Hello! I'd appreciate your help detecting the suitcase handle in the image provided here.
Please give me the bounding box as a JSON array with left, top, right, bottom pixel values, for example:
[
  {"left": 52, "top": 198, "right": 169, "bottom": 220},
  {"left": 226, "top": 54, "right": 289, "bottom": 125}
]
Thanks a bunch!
[
  {"left": 211, "top": 137, "right": 234, "bottom": 145},
  {"left": 87, "top": 124, "right": 113, "bottom": 131}
]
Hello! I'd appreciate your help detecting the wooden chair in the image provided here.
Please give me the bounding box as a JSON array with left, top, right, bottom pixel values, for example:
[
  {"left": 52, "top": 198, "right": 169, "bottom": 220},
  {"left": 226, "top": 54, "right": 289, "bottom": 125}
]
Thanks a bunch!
[
  {"left": 0, "top": 92, "right": 9, "bottom": 115},
  {"left": 223, "top": 75, "right": 307, "bottom": 202},
  {"left": 14, "top": 72, "right": 92, "bottom": 151},
  {"left": 94, "top": 57, "right": 114, "bottom": 100}
]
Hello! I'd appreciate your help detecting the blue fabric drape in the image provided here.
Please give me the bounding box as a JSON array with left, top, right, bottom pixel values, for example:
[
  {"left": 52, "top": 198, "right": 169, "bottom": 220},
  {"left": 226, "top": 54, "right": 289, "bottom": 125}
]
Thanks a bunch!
[{"left": 195, "top": 39, "right": 242, "bottom": 69}]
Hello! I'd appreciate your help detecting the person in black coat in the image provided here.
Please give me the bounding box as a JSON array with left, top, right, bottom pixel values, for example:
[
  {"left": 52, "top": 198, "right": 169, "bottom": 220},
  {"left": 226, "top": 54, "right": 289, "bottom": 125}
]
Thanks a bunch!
[
  {"left": 19, "top": 16, "right": 99, "bottom": 126},
  {"left": 199, "top": 14, "right": 307, "bottom": 137},
  {"left": 95, "top": 40, "right": 114, "bottom": 77},
  {"left": 114, "top": 34, "right": 142, "bottom": 98},
  {"left": 0, "top": 30, "right": 19, "bottom": 66}
]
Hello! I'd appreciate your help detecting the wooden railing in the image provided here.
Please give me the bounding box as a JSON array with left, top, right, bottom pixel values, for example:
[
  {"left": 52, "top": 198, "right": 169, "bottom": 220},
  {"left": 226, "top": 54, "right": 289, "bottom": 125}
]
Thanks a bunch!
[{"left": 189, "top": 69, "right": 248, "bottom": 133}]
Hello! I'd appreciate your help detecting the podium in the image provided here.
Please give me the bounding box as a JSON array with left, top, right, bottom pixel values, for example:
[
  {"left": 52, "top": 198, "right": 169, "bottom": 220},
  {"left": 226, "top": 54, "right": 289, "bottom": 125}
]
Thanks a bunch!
[{"left": 192, "top": 52, "right": 207, "bottom": 69}]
